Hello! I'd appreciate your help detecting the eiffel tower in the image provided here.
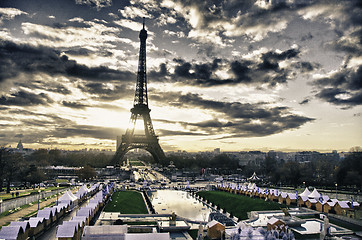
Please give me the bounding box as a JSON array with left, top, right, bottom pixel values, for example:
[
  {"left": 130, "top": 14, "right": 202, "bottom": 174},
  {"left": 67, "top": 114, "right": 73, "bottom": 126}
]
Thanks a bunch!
[{"left": 112, "top": 18, "right": 165, "bottom": 165}]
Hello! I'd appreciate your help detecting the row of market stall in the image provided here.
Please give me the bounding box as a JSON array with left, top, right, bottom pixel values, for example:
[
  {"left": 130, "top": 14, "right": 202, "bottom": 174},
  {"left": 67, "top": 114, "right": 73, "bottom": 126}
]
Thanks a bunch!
[
  {"left": 0, "top": 184, "right": 101, "bottom": 240},
  {"left": 217, "top": 182, "right": 359, "bottom": 216},
  {"left": 56, "top": 183, "right": 114, "bottom": 240}
]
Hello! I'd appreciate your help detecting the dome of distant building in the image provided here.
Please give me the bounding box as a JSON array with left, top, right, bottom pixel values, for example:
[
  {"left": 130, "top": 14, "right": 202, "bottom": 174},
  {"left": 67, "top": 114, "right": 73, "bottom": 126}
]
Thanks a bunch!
[{"left": 16, "top": 140, "right": 23, "bottom": 150}]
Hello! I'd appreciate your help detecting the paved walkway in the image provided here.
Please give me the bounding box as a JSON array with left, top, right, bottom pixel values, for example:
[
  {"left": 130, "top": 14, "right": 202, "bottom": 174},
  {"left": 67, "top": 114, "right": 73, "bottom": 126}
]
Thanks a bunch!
[{"left": 0, "top": 188, "right": 77, "bottom": 227}]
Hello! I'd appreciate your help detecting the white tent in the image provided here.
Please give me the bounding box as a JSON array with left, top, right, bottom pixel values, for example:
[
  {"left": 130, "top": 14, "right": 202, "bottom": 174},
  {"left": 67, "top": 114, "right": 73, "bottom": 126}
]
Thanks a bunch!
[
  {"left": 58, "top": 191, "right": 77, "bottom": 202},
  {"left": 80, "top": 184, "right": 89, "bottom": 192},
  {"left": 58, "top": 191, "right": 78, "bottom": 209},
  {"left": 308, "top": 188, "right": 321, "bottom": 199},
  {"left": 67, "top": 190, "right": 78, "bottom": 200},
  {"left": 299, "top": 187, "right": 311, "bottom": 197},
  {"left": 76, "top": 185, "right": 90, "bottom": 198},
  {"left": 247, "top": 172, "right": 260, "bottom": 181}
]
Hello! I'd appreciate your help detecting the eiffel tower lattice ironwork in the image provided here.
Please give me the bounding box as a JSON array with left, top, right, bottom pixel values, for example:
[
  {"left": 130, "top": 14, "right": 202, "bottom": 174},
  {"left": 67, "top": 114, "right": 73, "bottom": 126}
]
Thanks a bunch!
[{"left": 112, "top": 18, "right": 165, "bottom": 165}]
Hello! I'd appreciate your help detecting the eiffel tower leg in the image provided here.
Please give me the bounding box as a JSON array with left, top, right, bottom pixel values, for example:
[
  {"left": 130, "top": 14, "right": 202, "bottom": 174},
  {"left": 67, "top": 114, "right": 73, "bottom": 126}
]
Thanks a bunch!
[
  {"left": 111, "top": 143, "right": 129, "bottom": 166},
  {"left": 147, "top": 142, "right": 166, "bottom": 163}
]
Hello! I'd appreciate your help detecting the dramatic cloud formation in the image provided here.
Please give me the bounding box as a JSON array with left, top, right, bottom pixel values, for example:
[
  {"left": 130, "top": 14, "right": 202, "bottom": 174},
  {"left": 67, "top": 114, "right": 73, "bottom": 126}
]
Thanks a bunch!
[
  {"left": 0, "top": 41, "right": 134, "bottom": 83},
  {"left": 75, "top": 0, "right": 112, "bottom": 11},
  {"left": 163, "top": 48, "right": 309, "bottom": 87},
  {"left": 0, "top": 91, "right": 53, "bottom": 106},
  {"left": 152, "top": 91, "right": 314, "bottom": 138},
  {"left": 0, "top": 0, "right": 360, "bottom": 151},
  {"left": 313, "top": 66, "right": 362, "bottom": 107}
]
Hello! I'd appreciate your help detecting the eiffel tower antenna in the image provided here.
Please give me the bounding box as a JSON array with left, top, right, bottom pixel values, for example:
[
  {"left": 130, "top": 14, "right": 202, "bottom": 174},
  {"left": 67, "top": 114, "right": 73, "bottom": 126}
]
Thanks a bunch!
[{"left": 112, "top": 19, "right": 165, "bottom": 165}]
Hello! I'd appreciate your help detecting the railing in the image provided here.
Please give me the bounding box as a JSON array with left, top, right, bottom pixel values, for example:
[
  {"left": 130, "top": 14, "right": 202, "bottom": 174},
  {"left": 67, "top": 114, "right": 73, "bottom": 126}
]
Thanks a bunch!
[{"left": 0, "top": 188, "right": 69, "bottom": 214}]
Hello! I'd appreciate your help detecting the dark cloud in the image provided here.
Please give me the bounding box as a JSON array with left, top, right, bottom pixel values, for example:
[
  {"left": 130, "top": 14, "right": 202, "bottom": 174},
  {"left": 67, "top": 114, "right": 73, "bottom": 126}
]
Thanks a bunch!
[
  {"left": 148, "top": 63, "right": 168, "bottom": 80},
  {"left": 316, "top": 88, "right": 362, "bottom": 106},
  {"left": 173, "top": 0, "right": 315, "bottom": 44},
  {"left": 0, "top": 90, "right": 53, "bottom": 106},
  {"left": 75, "top": 0, "right": 112, "bottom": 11},
  {"left": 65, "top": 48, "right": 93, "bottom": 56},
  {"left": 158, "top": 129, "right": 206, "bottom": 136},
  {"left": 17, "top": 81, "right": 72, "bottom": 95},
  {"left": 164, "top": 48, "right": 305, "bottom": 87},
  {"left": 0, "top": 41, "right": 134, "bottom": 83},
  {"left": 62, "top": 101, "right": 89, "bottom": 109},
  {"left": 259, "top": 49, "right": 300, "bottom": 72},
  {"left": 78, "top": 82, "right": 133, "bottom": 101},
  {"left": 313, "top": 65, "right": 362, "bottom": 107},
  {"left": 152, "top": 91, "right": 314, "bottom": 138},
  {"left": 292, "top": 62, "right": 318, "bottom": 73},
  {"left": 326, "top": 28, "right": 362, "bottom": 57},
  {"left": 299, "top": 98, "right": 310, "bottom": 105}
]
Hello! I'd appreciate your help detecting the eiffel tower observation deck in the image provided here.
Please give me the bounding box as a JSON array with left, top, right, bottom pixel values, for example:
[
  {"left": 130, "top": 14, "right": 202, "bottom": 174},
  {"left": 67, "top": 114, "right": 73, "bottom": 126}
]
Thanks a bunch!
[{"left": 111, "top": 18, "right": 166, "bottom": 165}]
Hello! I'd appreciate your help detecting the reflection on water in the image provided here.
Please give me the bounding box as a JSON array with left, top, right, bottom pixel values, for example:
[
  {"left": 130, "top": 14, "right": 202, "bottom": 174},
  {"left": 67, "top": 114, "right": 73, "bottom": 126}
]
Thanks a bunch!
[{"left": 150, "top": 190, "right": 212, "bottom": 222}]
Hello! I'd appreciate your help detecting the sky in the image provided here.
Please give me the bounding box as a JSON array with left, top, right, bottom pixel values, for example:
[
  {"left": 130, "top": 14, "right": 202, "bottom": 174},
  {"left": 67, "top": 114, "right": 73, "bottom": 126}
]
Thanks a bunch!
[{"left": 0, "top": 0, "right": 361, "bottom": 153}]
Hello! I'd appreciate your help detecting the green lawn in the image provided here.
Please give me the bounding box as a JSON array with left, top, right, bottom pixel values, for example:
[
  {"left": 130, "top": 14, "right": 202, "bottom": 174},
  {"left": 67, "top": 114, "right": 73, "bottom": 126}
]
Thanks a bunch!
[
  {"left": 197, "top": 191, "right": 286, "bottom": 220},
  {"left": 129, "top": 161, "right": 145, "bottom": 166},
  {"left": 103, "top": 191, "right": 148, "bottom": 214}
]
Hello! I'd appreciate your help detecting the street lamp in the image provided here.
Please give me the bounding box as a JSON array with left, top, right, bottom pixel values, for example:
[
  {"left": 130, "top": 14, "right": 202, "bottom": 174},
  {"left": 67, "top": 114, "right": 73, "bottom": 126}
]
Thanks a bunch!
[
  {"left": 37, "top": 190, "right": 41, "bottom": 211},
  {"left": 56, "top": 187, "right": 59, "bottom": 206},
  {"left": 335, "top": 183, "right": 338, "bottom": 199}
]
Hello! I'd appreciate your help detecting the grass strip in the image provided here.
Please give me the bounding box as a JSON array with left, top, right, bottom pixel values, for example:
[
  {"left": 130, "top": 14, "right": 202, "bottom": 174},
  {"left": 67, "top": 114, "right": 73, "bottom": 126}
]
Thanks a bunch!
[
  {"left": 0, "top": 187, "right": 65, "bottom": 200},
  {"left": 197, "top": 191, "right": 286, "bottom": 220},
  {"left": 103, "top": 191, "right": 148, "bottom": 214}
]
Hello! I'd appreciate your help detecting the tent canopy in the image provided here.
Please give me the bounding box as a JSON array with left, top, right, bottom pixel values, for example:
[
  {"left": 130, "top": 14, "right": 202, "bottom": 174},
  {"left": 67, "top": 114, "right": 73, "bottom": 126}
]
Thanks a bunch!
[
  {"left": 59, "top": 191, "right": 77, "bottom": 202},
  {"left": 308, "top": 188, "right": 321, "bottom": 199},
  {"left": 247, "top": 172, "right": 260, "bottom": 181},
  {"left": 299, "top": 187, "right": 311, "bottom": 197}
]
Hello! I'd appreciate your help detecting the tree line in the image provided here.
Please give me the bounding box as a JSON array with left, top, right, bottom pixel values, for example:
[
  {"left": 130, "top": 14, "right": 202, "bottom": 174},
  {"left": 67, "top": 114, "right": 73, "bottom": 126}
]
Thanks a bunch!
[
  {"left": 1, "top": 147, "right": 361, "bottom": 192},
  {"left": 0, "top": 148, "right": 107, "bottom": 193},
  {"left": 147, "top": 150, "right": 362, "bottom": 189}
]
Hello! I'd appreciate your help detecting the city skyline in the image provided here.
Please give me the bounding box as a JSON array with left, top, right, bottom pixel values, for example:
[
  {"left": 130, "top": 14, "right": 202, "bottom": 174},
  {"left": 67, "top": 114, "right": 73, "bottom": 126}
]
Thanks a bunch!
[{"left": 0, "top": 0, "right": 361, "bottom": 152}]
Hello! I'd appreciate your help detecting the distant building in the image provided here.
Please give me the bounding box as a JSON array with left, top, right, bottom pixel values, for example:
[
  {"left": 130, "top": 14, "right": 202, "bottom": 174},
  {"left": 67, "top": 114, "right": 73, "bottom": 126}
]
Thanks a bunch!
[
  {"left": 16, "top": 140, "right": 24, "bottom": 151},
  {"left": 267, "top": 151, "right": 295, "bottom": 162},
  {"left": 294, "top": 151, "right": 339, "bottom": 162},
  {"left": 237, "top": 151, "right": 266, "bottom": 166},
  {"left": 41, "top": 166, "right": 82, "bottom": 180}
]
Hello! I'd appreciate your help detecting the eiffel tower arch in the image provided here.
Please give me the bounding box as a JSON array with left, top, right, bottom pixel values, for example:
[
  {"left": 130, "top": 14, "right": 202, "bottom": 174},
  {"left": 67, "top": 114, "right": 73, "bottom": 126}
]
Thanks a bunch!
[{"left": 111, "top": 18, "right": 166, "bottom": 166}]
